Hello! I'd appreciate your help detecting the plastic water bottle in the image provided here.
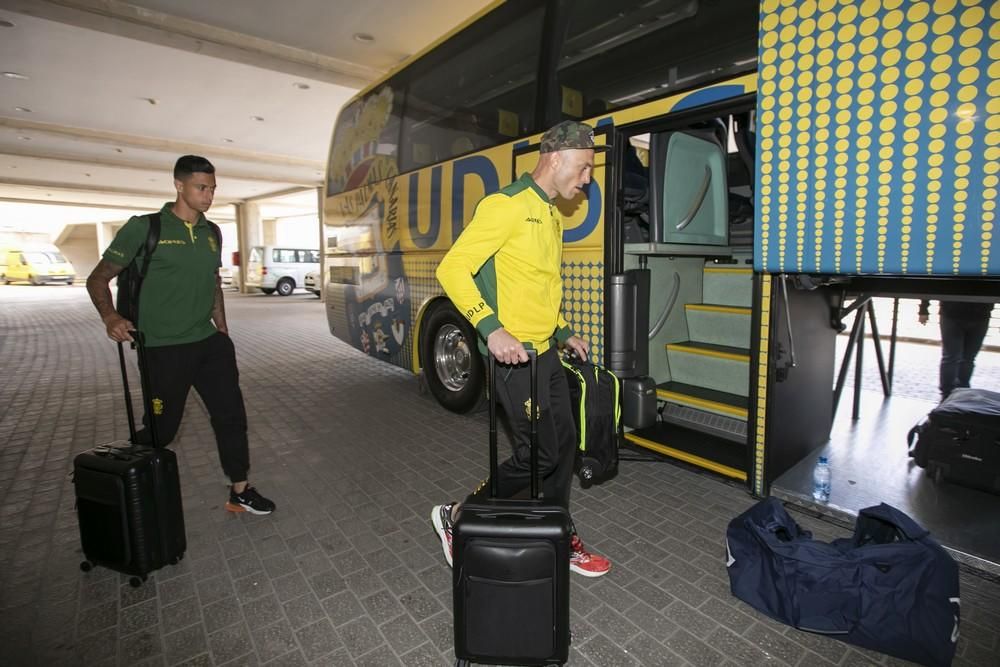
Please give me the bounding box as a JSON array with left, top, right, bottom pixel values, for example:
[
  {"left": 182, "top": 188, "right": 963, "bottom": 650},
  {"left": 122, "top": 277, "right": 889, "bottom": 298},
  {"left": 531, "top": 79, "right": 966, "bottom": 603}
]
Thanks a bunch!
[{"left": 812, "top": 456, "right": 831, "bottom": 503}]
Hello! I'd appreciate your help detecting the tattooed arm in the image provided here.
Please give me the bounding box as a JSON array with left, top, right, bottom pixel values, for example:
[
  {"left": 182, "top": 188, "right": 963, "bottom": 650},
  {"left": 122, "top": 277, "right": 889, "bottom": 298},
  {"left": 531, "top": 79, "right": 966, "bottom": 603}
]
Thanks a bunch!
[
  {"left": 86, "top": 259, "right": 133, "bottom": 342},
  {"left": 212, "top": 272, "right": 229, "bottom": 335}
]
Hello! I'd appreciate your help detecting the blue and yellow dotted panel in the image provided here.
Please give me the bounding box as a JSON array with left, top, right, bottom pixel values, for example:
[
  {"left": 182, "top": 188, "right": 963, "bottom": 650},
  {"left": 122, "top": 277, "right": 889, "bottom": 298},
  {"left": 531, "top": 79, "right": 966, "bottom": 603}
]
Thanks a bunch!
[{"left": 755, "top": 0, "right": 999, "bottom": 276}]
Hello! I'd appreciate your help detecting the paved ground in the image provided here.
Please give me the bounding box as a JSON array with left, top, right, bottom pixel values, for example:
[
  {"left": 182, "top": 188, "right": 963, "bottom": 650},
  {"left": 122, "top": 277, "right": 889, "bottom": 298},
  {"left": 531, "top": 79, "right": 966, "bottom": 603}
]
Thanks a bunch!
[{"left": 0, "top": 284, "right": 998, "bottom": 667}]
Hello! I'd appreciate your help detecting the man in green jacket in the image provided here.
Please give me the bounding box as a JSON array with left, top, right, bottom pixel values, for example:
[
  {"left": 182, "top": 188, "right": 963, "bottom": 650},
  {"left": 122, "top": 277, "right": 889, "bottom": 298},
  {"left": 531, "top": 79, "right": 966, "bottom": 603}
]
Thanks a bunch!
[
  {"left": 86, "top": 155, "right": 275, "bottom": 515},
  {"left": 431, "top": 121, "right": 611, "bottom": 577}
]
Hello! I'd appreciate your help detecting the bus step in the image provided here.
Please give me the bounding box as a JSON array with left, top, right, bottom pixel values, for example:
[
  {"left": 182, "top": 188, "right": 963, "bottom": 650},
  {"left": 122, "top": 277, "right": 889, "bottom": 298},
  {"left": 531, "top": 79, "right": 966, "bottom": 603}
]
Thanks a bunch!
[{"left": 623, "top": 422, "right": 747, "bottom": 481}]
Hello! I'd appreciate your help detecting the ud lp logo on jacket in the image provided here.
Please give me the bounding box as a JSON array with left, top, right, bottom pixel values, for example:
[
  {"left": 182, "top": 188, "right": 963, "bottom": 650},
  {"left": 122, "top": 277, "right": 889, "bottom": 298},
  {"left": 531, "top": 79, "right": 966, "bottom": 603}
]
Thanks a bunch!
[{"left": 152, "top": 398, "right": 164, "bottom": 415}]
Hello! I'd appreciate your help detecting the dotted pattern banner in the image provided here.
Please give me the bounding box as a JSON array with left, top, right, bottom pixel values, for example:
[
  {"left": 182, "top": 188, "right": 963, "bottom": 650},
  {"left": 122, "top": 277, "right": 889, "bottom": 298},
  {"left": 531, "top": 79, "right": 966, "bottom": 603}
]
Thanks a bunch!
[
  {"left": 755, "top": 0, "right": 999, "bottom": 276},
  {"left": 562, "top": 260, "right": 605, "bottom": 364}
]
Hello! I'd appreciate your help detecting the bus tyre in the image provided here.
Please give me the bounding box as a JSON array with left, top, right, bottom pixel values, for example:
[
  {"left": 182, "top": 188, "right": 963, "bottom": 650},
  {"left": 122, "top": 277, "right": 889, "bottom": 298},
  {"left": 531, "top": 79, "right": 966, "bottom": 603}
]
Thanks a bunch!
[
  {"left": 421, "top": 301, "right": 485, "bottom": 414},
  {"left": 276, "top": 278, "right": 295, "bottom": 296}
]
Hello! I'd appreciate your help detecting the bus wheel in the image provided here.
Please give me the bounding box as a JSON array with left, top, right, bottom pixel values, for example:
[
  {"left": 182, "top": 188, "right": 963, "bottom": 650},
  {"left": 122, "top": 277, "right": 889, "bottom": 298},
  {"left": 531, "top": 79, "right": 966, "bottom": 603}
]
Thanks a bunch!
[
  {"left": 276, "top": 278, "right": 295, "bottom": 296},
  {"left": 421, "top": 302, "right": 485, "bottom": 414}
]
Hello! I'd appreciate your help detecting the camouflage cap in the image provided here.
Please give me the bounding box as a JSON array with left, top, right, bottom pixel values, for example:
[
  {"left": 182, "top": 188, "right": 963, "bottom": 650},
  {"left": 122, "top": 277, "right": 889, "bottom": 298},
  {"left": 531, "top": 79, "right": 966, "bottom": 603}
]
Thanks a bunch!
[{"left": 539, "top": 120, "right": 611, "bottom": 153}]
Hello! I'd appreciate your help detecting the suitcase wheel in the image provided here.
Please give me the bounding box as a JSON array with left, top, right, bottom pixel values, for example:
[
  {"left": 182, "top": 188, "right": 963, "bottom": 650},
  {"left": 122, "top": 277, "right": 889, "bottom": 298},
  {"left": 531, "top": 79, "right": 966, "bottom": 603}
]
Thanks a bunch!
[
  {"left": 129, "top": 575, "right": 146, "bottom": 588},
  {"left": 79, "top": 561, "right": 92, "bottom": 573}
]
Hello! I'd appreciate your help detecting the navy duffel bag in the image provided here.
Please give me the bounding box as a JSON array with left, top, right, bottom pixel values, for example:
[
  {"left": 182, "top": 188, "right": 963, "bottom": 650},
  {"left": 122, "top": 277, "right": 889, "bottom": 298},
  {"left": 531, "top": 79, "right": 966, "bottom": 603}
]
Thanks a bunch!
[{"left": 725, "top": 498, "right": 960, "bottom": 666}]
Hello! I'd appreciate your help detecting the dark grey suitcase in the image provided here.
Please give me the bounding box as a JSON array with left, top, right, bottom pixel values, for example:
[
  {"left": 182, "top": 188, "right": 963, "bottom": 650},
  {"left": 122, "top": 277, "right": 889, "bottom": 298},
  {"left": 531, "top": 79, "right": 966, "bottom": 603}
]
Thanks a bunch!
[
  {"left": 74, "top": 336, "right": 186, "bottom": 586},
  {"left": 908, "top": 387, "right": 1000, "bottom": 494},
  {"left": 452, "top": 352, "right": 571, "bottom": 666}
]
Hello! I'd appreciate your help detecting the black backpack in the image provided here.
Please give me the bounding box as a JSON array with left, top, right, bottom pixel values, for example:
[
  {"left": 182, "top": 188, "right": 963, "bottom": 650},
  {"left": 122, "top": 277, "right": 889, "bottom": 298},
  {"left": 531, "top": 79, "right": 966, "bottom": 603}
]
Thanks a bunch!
[
  {"left": 115, "top": 213, "right": 221, "bottom": 325},
  {"left": 115, "top": 213, "right": 161, "bottom": 326},
  {"left": 561, "top": 356, "right": 621, "bottom": 483}
]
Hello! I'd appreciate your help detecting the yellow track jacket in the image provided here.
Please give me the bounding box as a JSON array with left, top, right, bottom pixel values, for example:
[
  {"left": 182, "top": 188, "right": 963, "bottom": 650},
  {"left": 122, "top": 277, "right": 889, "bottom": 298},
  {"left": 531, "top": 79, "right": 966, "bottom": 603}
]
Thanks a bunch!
[{"left": 436, "top": 173, "right": 573, "bottom": 353}]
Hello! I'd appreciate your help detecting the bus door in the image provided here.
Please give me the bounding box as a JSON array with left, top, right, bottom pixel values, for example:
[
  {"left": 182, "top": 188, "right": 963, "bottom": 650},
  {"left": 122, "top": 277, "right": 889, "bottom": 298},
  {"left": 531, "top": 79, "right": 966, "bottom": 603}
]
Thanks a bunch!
[{"left": 611, "top": 101, "right": 759, "bottom": 485}]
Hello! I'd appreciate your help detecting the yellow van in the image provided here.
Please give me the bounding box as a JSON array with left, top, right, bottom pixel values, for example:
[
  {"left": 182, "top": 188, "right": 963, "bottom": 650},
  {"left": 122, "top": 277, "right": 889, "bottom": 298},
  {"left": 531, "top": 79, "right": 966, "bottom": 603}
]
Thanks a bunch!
[{"left": 1, "top": 248, "right": 76, "bottom": 285}]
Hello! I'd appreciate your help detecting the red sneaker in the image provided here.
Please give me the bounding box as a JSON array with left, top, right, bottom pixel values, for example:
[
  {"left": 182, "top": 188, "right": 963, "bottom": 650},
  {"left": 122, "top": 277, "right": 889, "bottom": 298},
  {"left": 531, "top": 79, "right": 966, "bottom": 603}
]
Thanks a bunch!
[
  {"left": 431, "top": 503, "right": 455, "bottom": 567},
  {"left": 569, "top": 534, "right": 611, "bottom": 577}
]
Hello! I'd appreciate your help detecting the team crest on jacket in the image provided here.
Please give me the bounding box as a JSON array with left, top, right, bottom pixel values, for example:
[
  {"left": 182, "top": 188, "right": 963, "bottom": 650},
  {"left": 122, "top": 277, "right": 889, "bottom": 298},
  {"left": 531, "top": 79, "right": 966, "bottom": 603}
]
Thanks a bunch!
[
  {"left": 207, "top": 234, "right": 218, "bottom": 253},
  {"left": 523, "top": 398, "right": 539, "bottom": 419},
  {"left": 152, "top": 398, "right": 164, "bottom": 415}
]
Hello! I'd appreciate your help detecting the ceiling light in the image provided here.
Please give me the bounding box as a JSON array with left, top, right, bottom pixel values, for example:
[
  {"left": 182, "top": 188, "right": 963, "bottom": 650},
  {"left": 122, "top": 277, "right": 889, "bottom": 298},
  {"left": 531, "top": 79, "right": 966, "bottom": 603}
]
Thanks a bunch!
[
  {"left": 293, "top": 82, "right": 310, "bottom": 90},
  {"left": 142, "top": 97, "right": 159, "bottom": 105},
  {"left": 14, "top": 106, "right": 31, "bottom": 113},
  {"left": 0, "top": 20, "right": 15, "bottom": 28},
  {"left": 17, "top": 135, "right": 30, "bottom": 141},
  {"left": 2, "top": 71, "right": 28, "bottom": 80},
  {"left": 250, "top": 115, "right": 264, "bottom": 122},
  {"left": 84, "top": 173, "right": 91, "bottom": 177},
  {"left": 221, "top": 138, "right": 234, "bottom": 143},
  {"left": 353, "top": 32, "right": 375, "bottom": 43},
  {"left": 114, "top": 148, "right": 124, "bottom": 153}
]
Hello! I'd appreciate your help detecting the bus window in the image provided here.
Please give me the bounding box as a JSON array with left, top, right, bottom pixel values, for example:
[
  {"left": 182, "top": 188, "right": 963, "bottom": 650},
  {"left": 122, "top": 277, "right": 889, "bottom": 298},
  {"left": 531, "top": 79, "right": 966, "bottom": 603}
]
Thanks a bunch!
[
  {"left": 327, "top": 84, "right": 403, "bottom": 196},
  {"left": 555, "top": 0, "right": 758, "bottom": 118},
  {"left": 399, "top": 4, "right": 545, "bottom": 172}
]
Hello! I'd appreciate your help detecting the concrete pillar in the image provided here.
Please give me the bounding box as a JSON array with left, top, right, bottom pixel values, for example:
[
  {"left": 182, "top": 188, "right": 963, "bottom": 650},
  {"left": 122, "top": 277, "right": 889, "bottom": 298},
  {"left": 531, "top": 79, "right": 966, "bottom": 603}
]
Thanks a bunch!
[
  {"left": 316, "top": 186, "right": 325, "bottom": 301},
  {"left": 235, "top": 202, "right": 262, "bottom": 294}
]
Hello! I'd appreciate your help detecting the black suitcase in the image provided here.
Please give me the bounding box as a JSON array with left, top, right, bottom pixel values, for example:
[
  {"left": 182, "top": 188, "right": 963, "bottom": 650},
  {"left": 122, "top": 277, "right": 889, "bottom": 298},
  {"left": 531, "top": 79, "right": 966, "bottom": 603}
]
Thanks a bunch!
[
  {"left": 908, "top": 387, "right": 1000, "bottom": 494},
  {"left": 561, "top": 355, "right": 622, "bottom": 483},
  {"left": 452, "top": 352, "right": 571, "bottom": 667},
  {"left": 74, "top": 335, "right": 186, "bottom": 586}
]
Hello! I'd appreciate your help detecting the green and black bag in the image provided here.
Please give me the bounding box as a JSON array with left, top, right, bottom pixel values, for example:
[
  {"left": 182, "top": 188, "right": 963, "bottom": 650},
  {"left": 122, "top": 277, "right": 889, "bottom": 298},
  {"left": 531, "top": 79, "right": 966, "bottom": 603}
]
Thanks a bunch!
[{"left": 561, "top": 355, "right": 621, "bottom": 483}]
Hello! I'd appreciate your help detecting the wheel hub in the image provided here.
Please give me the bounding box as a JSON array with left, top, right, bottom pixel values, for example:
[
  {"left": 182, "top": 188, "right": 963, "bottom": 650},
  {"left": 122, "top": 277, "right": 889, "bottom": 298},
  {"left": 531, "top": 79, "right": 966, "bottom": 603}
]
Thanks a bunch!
[{"left": 434, "top": 324, "right": 472, "bottom": 391}]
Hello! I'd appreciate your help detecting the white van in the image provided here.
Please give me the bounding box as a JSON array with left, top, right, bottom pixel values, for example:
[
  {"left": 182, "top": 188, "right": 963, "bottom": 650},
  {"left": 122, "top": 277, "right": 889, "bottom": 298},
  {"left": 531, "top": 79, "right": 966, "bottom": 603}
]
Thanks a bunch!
[{"left": 244, "top": 246, "right": 319, "bottom": 296}]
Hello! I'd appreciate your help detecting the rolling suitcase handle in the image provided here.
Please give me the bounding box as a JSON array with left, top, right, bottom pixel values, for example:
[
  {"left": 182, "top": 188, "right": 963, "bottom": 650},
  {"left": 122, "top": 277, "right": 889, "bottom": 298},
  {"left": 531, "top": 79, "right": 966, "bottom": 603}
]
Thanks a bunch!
[
  {"left": 488, "top": 349, "right": 539, "bottom": 499},
  {"left": 117, "top": 331, "right": 159, "bottom": 447}
]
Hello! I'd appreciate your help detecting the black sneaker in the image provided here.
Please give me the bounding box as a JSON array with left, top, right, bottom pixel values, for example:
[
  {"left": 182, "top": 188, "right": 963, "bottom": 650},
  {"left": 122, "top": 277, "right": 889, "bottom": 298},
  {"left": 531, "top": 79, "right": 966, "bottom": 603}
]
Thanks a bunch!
[{"left": 226, "top": 486, "right": 276, "bottom": 515}]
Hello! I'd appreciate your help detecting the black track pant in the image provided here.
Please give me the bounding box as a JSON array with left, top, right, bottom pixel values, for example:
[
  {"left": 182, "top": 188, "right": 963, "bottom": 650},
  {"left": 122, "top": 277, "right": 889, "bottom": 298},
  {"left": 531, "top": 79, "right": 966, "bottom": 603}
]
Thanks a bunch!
[
  {"left": 470, "top": 347, "right": 577, "bottom": 510},
  {"left": 135, "top": 332, "right": 250, "bottom": 483}
]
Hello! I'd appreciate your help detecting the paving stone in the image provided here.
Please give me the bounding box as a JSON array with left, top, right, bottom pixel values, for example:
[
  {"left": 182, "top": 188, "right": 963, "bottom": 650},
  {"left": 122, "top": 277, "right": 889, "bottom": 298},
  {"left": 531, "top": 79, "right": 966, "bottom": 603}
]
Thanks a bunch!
[
  {"left": 662, "top": 627, "right": 736, "bottom": 667},
  {"left": 201, "top": 596, "right": 240, "bottom": 635},
  {"left": 308, "top": 569, "right": 346, "bottom": 600},
  {"left": 398, "top": 586, "right": 443, "bottom": 623},
  {"left": 336, "top": 616, "right": 381, "bottom": 658},
  {"left": 353, "top": 643, "right": 402, "bottom": 667},
  {"left": 398, "top": 642, "right": 448, "bottom": 667},
  {"left": 268, "top": 571, "right": 310, "bottom": 604},
  {"left": 120, "top": 629, "right": 163, "bottom": 664},
  {"left": 320, "top": 590, "right": 364, "bottom": 627},
  {"left": 207, "top": 622, "right": 253, "bottom": 664},
  {"left": 251, "top": 619, "right": 297, "bottom": 663},
  {"left": 158, "top": 574, "right": 196, "bottom": 607},
  {"left": 281, "top": 593, "right": 325, "bottom": 631},
  {"left": 120, "top": 597, "right": 160, "bottom": 635},
  {"left": 197, "top": 575, "right": 235, "bottom": 606},
  {"left": 233, "top": 572, "right": 273, "bottom": 603},
  {"left": 292, "top": 618, "right": 342, "bottom": 661},
  {"left": 241, "top": 595, "right": 284, "bottom": 631},
  {"left": 379, "top": 613, "right": 428, "bottom": 655},
  {"left": 77, "top": 599, "right": 118, "bottom": 638},
  {"left": 578, "top": 632, "right": 640, "bottom": 667},
  {"left": 163, "top": 624, "right": 208, "bottom": 665}
]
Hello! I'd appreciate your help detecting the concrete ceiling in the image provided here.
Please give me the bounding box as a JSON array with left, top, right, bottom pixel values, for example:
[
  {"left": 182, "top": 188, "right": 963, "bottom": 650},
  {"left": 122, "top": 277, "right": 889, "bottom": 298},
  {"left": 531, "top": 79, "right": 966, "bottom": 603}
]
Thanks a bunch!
[{"left": 0, "top": 0, "right": 492, "bottom": 223}]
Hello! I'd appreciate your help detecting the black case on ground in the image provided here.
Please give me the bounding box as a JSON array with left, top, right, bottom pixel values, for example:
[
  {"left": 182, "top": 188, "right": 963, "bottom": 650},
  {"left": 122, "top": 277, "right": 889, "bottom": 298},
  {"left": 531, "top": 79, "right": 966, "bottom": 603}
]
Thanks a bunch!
[
  {"left": 74, "top": 335, "right": 186, "bottom": 585},
  {"left": 452, "top": 352, "right": 571, "bottom": 666},
  {"left": 908, "top": 387, "right": 1000, "bottom": 494}
]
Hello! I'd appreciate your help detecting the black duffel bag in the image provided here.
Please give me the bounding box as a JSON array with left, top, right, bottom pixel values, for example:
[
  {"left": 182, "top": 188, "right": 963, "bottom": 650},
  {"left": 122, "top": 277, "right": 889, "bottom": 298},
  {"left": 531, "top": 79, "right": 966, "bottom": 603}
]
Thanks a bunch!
[{"left": 725, "top": 498, "right": 960, "bottom": 666}]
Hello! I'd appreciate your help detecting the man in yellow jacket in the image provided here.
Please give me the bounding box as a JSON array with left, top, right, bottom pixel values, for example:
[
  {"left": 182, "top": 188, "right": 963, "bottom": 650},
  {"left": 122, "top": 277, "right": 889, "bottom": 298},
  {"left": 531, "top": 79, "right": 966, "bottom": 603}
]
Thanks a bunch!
[{"left": 431, "top": 120, "right": 611, "bottom": 577}]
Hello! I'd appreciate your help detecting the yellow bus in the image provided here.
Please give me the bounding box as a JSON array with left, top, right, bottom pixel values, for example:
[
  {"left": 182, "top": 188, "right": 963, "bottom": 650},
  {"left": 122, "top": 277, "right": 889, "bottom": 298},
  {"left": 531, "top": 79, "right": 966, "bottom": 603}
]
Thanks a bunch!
[{"left": 322, "top": 0, "right": 1000, "bottom": 498}]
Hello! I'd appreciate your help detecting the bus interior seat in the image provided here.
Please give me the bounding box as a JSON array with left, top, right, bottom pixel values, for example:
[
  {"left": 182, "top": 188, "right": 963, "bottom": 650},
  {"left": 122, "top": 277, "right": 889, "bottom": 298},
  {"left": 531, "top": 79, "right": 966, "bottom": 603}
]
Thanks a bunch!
[{"left": 658, "top": 130, "right": 729, "bottom": 244}]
